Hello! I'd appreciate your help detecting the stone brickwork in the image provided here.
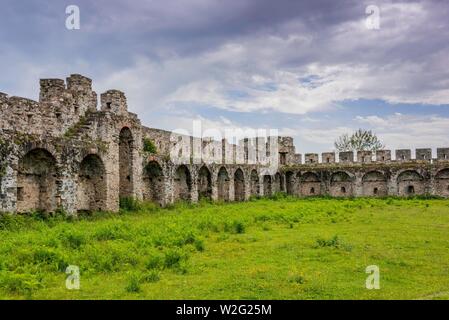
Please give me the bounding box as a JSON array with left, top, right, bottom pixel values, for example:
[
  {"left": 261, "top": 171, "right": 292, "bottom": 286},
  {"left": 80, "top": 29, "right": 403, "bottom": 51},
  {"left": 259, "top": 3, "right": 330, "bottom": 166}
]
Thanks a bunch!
[{"left": 1, "top": 74, "right": 449, "bottom": 215}]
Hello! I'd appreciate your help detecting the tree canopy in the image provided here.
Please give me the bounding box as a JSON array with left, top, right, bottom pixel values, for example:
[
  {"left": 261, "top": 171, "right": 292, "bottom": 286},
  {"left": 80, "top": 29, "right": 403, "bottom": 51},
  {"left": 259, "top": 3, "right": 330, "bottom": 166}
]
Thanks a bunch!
[{"left": 334, "top": 129, "right": 384, "bottom": 152}]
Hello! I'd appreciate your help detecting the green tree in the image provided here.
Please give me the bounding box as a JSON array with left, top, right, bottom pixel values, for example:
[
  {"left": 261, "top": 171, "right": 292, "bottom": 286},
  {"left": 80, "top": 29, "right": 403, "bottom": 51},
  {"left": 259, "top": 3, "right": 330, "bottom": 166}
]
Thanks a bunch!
[{"left": 334, "top": 129, "right": 384, "bottom": 152}]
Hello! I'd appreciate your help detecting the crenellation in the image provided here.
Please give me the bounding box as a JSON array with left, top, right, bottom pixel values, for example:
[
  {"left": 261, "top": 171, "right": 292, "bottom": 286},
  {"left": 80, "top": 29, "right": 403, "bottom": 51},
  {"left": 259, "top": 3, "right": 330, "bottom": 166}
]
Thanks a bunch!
[
  {"left": 322, "top": 152, "right": 335, "bottom": 164},
  {"left": 357, "top": 150, "right": 372, "bottom": 163},
  {"left": 339, "top": 151, "right": 354, "bottom": 163},
  {"left": 416, "top": 148, "right": 432, "bottom": 161},
  {"left": 376, "top": 150, "right": 391, "bottom": 162},
  {"left": 437, "top": 148, "right": 449, "bottom": 161},
  {"left": 396, "top": 149, "right": 411, "bottom": 161},
  {"left": 100, "top": 90, "right": 128, "bottom": 115},
  {"left": 305, "top": 153, "right": 319, "bottom": 164},
  {"left": 1, "top": 73, "right": 449, "bottom": 215}
]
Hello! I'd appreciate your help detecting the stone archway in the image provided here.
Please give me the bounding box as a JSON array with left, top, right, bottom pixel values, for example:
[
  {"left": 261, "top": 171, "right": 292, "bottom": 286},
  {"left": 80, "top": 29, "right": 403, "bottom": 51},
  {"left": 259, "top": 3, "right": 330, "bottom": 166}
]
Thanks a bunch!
[
  {"left": 250, "top": 170, "right": 259, "bottom": 197},
  {"left": 330, "top": 171, "right": 353, "bottom": 197},
  {"left": 300, "top": 172, "right": 321, "bottom": 196},
  {"left": 143, "top": 161, "right": 165, "bottom": 206},
  {"left": 17, "top": 148, "right": 58, "bottom": 213},
  {"left": 435, "top": 168, "right": 449, "bottom": 197},
  {"left": 234, "top": 168, "right": 245, "bottom": 201},
  {"left": 198, "top": 166, "right": 212, "bottom": 200},
  {"left": 217, "top": 167, "right": 230, "bottom": 201},
  {"left": 174, "top": 165, "right": 192, "bottom": 202},
  {"left": 362, "top": 171, "right": 387, "bottom": 196},
  {"left": 263, "top": 175, "right": 272, "bottom": 196},
  {"left": 397, "top": 170, "right": 424, "bottom": 196},
  {"left": 286, "top": 171, "right": 295, "bottom": 195},
  {"left": 119, "top": 127, "right": 134, "bottom": 199},
  {"left": 77, "top": 154, "right": 106, "bottom": 212}
]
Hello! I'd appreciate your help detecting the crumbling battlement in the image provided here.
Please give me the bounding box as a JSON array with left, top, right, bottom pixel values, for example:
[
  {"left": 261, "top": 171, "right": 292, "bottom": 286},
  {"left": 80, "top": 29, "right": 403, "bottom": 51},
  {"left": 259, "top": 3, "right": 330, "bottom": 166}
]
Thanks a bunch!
[{"left": 1, "top": 74, "right": 449, "bottom": 215}]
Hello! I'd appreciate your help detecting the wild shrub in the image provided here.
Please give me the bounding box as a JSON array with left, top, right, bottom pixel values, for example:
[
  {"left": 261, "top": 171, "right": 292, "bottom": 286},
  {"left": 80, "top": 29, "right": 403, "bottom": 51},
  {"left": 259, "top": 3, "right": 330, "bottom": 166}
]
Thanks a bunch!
[
  {"left": 58, "top": 229, "right": 86, "bottom": 249},
  {"left": 119, "top": 197, "right": 142, "bottom": 211},
  {"left": 0, "top": 272, "right": 42, "bottom": 296},
  {"left": 163, "top": 248, "right": 187, "bottom": 269},
  {"left": 125, "top": 273, "right": 141, "bottom": 293},
  {"left": 145, "top": 252, "right": 164, "bottom": 270}
]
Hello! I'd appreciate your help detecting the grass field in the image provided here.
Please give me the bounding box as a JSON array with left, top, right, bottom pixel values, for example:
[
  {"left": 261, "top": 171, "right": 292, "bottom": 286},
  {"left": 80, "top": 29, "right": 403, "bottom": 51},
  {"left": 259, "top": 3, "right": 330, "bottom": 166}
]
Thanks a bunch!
[{"left": 1, "top": 196, "right": 449, "bottom": 300}]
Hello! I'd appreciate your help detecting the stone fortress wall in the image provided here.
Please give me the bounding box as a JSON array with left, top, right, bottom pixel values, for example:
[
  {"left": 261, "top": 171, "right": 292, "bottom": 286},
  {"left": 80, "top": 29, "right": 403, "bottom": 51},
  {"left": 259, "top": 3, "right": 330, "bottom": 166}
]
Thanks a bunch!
[{"left": 0, "top": 74, "right": 448, "bottom": 214}]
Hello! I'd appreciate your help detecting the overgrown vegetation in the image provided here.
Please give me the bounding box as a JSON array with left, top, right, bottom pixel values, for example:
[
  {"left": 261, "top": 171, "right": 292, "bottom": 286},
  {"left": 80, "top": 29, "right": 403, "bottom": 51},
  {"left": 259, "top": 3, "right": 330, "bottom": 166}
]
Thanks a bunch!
[
  {"left": 1, "top": 197, "right": 449, "bottom": 299},
  {"left": 143, "top": 138, "right": 157, "bottom": 154}
]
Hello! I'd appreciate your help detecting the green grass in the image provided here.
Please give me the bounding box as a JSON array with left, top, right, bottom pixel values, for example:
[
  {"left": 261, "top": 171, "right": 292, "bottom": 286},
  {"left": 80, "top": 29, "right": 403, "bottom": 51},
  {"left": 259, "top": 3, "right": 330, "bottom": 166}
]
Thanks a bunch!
[{"left": 1, "top": 196, "right": 449, "bottom": 300}]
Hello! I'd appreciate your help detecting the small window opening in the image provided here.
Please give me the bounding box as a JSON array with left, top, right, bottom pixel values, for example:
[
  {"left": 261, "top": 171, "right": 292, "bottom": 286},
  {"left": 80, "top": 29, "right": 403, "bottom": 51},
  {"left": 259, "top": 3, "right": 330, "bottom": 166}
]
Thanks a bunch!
[
  {"left": 27, "top": 114, "right": 32, "bottom": 124},
  {"left": 382, "top": 156, "right": 385, "bottom": 161},
  {"left": 373, "top": 187, "right": 378, "bottom": 195},
  {"left": 74, "top": 106, "right": 79, "bottom": 114},
  {"left": 341, "top": 186, "right": 346, "bottom": 193},
  {"left": 106, "top": 102, "right": 112, "bottom": 110},
  {"left": 310, "top": 187, "right": 315, "bottom": 194},
  {"left": 17, "top": 187, "right": 24, "bottom": 201},
  {"left": 407, "top": 185, "right": 415, "bottom": 194}
]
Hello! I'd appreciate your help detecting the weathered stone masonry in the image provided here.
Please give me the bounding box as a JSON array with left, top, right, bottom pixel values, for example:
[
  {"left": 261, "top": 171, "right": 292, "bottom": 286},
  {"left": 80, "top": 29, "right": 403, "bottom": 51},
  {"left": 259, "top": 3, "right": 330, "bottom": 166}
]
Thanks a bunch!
[{"left": 1, "top": 74, "right": 449, "bottom": 214}]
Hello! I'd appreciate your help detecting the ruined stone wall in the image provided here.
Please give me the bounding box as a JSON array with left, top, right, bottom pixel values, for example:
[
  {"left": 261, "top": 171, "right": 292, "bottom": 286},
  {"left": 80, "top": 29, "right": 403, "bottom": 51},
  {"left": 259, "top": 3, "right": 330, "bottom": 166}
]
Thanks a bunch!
[{"left": 1, "top": 74, "right": 449, "bottom": 216}]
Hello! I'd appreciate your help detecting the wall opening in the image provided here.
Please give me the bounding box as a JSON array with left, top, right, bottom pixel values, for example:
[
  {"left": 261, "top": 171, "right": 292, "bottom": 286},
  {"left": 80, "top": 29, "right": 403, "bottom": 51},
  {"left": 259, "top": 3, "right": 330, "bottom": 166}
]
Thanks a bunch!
[
  {"left": 143, "top": 161, "right": 165, "bottom": 206},
  {"left": 234, "top": 168, "right": 245, "bottom": 201},
  {"left": 300, "top": 172, "right": 321, "bottom": 196},
  {"left": 250, "top": 170, "right": 259, "bottom": 196},
  {"left": 198, "top": 166, "right": 212, "bottom": 200},
  {"left": 286, "top": 171, "right": 295, "bottom": 195},
  {"left": 17, "top": 148, "right": 58, "bottom": 213},
  {"left": 407, "top": 185, "right": 415, "bottom": 194},
  {"left": 362, "top": 171, "right": 387, "bottom": 196},
  {"left": 263, "top": 175, "right": 272, "bottom": 196},
  {"left": 119, "top": 127, "right": 134, "bottom": 199},
  {"left": 341, "top": 186, "right": 346, "bottom": 193},
  {"left": 217, "top": 167, "right": 230, "bottom": 201},
  {"left": 77, "top": 154, "right": 106, "bottom": 212},
  {"left": 174, "top": 165, "right": 191, "bottom": 202}
]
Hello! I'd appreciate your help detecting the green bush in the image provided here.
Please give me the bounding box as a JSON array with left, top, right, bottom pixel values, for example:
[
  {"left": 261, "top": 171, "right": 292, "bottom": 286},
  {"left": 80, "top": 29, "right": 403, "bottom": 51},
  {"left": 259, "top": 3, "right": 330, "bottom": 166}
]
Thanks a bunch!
[
  {"left": 125, "top": 273, "right": 141, "bottom": 293},
  {"left": 120, "top": 197, "right": 142, "bottom": 211},
  {"left": 143, "top": 138, "right": 157, "bottom": 154},
  {"left": 0, "top": 272, "right": 42, "bottom": 296},
  {"left": 145, "top": 253, "right": 164, "bottom": 270}
]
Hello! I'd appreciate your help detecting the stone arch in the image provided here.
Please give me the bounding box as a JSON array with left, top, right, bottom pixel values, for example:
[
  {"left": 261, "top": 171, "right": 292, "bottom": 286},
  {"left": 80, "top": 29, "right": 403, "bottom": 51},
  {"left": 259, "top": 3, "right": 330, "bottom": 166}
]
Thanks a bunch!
[
  {"left": 362, "top": 171, "right": 387, "bottom": 196},
  {"left": 300, "top": 172, "right": 321, "bottom": 196},
  {"left": 397, "top": 170, "right": 424, "bottom": 196},
  {"left": 330, "top": 171, "right": 353, "bottom": 197},
  {"left": 435, "top": 168, "right": 449, "bottom": 197},
  {"left": 263, "top": 175, "right": 272, "bottom": 196},
  {"left": 77, "top": 154, "right": 107, "bottom": 212},
  {"left": 274, "top": 172, "right": 282, "bottom": 193},
  {"left": 198, "top": 166, "right": 212, "bottom": 200},
  {"left": 250, "top": 169, "right": 259, "bottom": 196},
  {"left": 286, "top": 171, "right": 295, "bottom": 195},
  {"left": 119, "top": 127, "right": 134, "bottom": 199},
  {"left": 143, "top": 161, "right": 165, "bottom": 206},
  {"left": 234, "top": 168, "right": 245, "bottom": 201},
  {"left": 217, "top": 167, "right": 230, "bottom": 201},
  {"left": 174, "top": 165, "right": 192, "bottom": 202},
  {"left": 17, "top": 148, "right": 58, "bottom": 213}
]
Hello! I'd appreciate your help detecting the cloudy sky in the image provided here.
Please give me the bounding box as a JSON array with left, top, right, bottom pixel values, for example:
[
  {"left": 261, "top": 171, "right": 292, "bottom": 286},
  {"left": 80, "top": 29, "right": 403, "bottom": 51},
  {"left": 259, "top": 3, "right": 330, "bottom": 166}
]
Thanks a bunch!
[{"left": 1, "top": 0, "right": 448, "bottom": 156}]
